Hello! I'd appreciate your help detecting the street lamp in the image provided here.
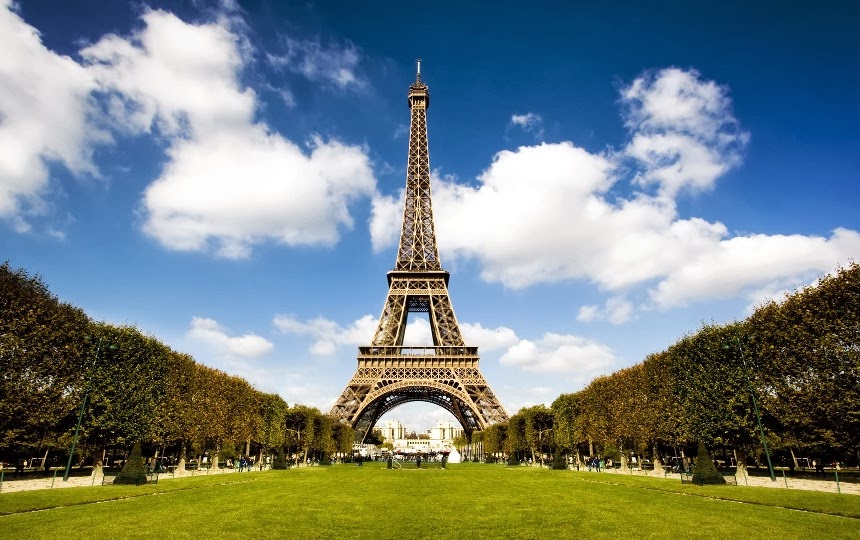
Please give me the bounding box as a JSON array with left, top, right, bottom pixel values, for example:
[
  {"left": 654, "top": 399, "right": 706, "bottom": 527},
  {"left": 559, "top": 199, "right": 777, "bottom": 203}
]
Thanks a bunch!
[
  {"left": 64, "top": 336, "right": 113, "bottom": 482},
  {"left": 723, "top": 336, "right": 776, "bottom": 482}
]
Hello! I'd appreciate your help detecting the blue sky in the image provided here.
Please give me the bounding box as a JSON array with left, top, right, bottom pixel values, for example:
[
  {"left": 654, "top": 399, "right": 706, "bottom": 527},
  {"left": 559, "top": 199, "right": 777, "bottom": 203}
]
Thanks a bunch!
[{"left": 2, "top": 0, "right": 858, "bottom": 431}]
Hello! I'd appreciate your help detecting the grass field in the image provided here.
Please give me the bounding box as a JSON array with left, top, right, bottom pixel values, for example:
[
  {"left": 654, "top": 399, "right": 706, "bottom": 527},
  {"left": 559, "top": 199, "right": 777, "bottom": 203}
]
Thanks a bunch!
[{"left": 1, "top": 463, "right": 859, "bottom": 539}]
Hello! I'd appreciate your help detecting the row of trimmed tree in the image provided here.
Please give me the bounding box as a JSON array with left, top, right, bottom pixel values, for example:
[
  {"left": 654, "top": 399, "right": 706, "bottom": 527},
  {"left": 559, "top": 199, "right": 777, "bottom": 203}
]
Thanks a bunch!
[
  {"left": 0, "top": 262, "right": 353, "bottom": 471},
  {"left": 482, "top": 262, "right": 860, "bottom": 470},
  {"left": 3, "top": 260, "right": 857, "bottom": 471}
]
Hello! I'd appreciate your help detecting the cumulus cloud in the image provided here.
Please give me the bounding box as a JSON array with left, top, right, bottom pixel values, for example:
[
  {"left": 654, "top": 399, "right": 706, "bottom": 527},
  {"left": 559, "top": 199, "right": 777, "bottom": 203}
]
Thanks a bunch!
[
  {"left": 80, "top": 9, "right": 376, "bottom": 258},
  {"left": 0, "top": 0, "right": 107, "bottom": 231},
  {"left": 650, "top": 228, "right": 860, "bottom": 308},
  {"left": 500, "top": 333, "right": 615, "bottom": 376},
  {"left": 369, "top": 67, "right": 858, "bottom": 312},
  {"left": 460, "top": 322, "right": 519, "bottom": 351},
  {"left": 273, "top": 313, "right": 378, "bottom": 355},
  {"left": 186, "top": 316, "right": 274, "bottom": 358},
  {"left": 621, "top": 67, "right": 749, "bottom": 196},
  {"left": 274, "top": 312, "right": 526, "bottom": 362}
]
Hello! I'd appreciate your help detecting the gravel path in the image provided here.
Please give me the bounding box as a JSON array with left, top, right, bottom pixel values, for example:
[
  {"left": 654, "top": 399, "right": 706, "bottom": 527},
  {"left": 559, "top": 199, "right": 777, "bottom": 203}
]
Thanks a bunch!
[
  {"left": 1, "top": 465, "right": 857, "bottom": 495},
  {"left": 0, "top": 466, "right": 261, "bottom": 493}
]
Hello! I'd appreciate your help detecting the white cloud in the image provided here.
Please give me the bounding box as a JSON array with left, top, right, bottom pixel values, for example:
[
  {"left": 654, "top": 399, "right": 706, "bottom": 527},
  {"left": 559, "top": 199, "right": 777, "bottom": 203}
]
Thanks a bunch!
[
  {"left": 576, "top": 305, "right": 600, "bottom": 323},
  {"left": 370, "top": 191, "right": 405, "bottom": 252},
  {"left": 267, "top": 36, "right": 365, "bottom": 90},
  {"left": 82, "top": 9, "right": 255, "bottom": 137},
  {"left": 273, "top": 313, "right": 378, "bottom": 355},
  {"left": 650, "top": 228, "right": 860, "bottom": 308},
  {"left": 0, "top": 0, "right": 107, "bottom": 231},
  {"left": 274, "top": 312, "right": 522, "bottom": 358},
  {"left": 499, "top": 332, "right": 615, "bottom": 376},
  {"left": 621, "top": 67, "right": 749, "bottom": 196},
  {"left": 141, "top": 131, "right": 375, "bottom": 257},
  {"left": 80, "top": 9, "right": 376, "bottom": 257},
  {"left": 369, "top": 67, "right": 859, "bottom": 312},
  {"left": 186, "top": 316, "right": 274, "bottom": 358},
  {"left": 577, "top": 296, "right": 634, "bottom": 324},
  {"left": 460, "top": 322, "right": 519, "bottom": 351},
  {"left": 510, "top": 112, "right": 544, "bottom": 138}
]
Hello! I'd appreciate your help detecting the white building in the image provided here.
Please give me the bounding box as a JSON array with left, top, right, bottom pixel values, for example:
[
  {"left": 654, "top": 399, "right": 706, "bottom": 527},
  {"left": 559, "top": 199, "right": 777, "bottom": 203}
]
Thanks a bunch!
[
  {"left": 375, "top": 419, "right": 407, "bottom": 442},
  {"left": 376, "top": 419, "right": 463, "bottom": 453}
]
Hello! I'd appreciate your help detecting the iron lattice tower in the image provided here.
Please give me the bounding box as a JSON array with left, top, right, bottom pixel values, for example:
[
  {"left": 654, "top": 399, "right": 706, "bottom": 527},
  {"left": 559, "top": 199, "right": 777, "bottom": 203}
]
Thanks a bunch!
[{"left": 330, "top": 61, "right": 508, "bottom": 441}]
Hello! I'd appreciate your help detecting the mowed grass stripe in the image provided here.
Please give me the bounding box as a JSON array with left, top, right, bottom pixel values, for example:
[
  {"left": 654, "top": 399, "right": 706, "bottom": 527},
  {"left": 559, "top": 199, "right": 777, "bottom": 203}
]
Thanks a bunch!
[
  {"left": 571, "top": 474, "right": 860, "bottom": 519},
  {"left": 0, "top": 464, "right": 858, "bottom": 539}
]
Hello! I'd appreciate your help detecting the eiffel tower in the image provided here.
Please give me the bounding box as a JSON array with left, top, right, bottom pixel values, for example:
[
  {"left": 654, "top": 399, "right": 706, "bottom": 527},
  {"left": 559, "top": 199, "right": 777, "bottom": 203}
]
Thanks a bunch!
[{"left": 330, "top": 60, "right": 508, "bottom": 441}]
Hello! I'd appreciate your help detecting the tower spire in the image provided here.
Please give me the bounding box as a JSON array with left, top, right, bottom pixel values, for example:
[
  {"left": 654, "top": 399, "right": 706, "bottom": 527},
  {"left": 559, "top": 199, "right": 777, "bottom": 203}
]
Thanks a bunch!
[{"left": 399, "top": 58, "right": 437, "bottom": 272}]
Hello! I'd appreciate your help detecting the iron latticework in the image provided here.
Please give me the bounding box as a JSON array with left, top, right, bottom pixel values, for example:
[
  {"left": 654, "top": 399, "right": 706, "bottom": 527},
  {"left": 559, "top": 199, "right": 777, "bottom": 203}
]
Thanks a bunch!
[{"left": 330, "top": 61, "right": 508, "bottom": 441}]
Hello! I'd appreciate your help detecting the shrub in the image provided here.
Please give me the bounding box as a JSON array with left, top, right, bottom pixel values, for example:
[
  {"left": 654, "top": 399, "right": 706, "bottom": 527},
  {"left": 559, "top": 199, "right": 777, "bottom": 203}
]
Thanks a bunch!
[
  {"left": 272, "top": 448, "right": 288, "bottom": 470},
  {"left": 692, "top": 441, "right": 726, "bottom": 485},
  {"left": 551, "top": 448, "right": 567, "bottom": 470},
  {"left": 114, "top": 442, "right": 148, "bottom": 485},
  {"left": 506, "top": 455, "right": 520, "bottom": 466}
]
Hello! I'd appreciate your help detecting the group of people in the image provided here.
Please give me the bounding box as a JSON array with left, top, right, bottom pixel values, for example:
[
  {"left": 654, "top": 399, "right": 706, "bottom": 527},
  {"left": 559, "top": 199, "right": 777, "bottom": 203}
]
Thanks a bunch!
[
  {"left": 226, "top": 456, "right": 255, "bottom": 472},
  {"left": 585, "top": 456, "right": 613, "bottom": 471}
]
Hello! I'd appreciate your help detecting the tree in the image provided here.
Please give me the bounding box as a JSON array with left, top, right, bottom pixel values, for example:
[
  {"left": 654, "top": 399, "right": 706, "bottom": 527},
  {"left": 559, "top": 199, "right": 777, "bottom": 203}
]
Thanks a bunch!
[
  {"left": 257, "top": 393, "right": 289, "bottom": 455},
  {"left": 668, "top": 323, "right": 758, "bottom": 456},
  {"left": 519, "top": 405, "right": 553, "bottom": 464},
  {"left": 83, "top": 323, "right": 172, "bottom": 455},
  {"left": 505, "top": 415, "right": 526, "bottom": 463},
  {"left": 483, "top": 423, "right": 507, "bottom": 461},
  {"left": 331, "top": 422, "right": 355, "bottom": 456},
  {"left": 749, "top": 262, "right": 860, "bottom": 464},
  {"left": 551, "top": 393, "right": 580, "bottom": 459},
  {"left": 0, "top": 263, "right": 90, "bottom": 458},
  {"left": 285, "top": 405, "right": 319, "bottom": 463},
  {"left": 640, "top": 351, "right": 682, "bottom": 468}
]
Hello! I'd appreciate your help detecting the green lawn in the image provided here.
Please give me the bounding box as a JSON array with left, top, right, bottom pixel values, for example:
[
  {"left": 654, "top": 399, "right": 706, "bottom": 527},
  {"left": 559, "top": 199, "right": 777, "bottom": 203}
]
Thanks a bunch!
[{"left": 1, "top": 463, "right": 859, "bottom": 539}]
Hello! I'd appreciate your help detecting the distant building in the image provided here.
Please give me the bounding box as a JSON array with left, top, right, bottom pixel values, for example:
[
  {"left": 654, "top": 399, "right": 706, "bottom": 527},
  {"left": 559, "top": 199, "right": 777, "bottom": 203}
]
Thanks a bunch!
[
  {"left": 376, "top": 419, "right": 463, "bottom": 453},
  {"left": 375, "top": 419, "right": 407, "bottom": 442}
]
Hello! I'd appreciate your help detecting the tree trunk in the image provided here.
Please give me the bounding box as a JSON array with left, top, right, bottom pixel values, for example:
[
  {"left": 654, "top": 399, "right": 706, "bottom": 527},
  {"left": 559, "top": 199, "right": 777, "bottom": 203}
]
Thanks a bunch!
[
  {"left": 176, "top": 443, "right": 187, "bottom": 473},
  {"left": 91, "top": 447, "right": 105, "bottom": 478},
  {"left": 211, "top": 444, "right": 220, "bottom": 471},
  {"left": 588, "top": 437, "right": 594, "bottom": 457},
  {"left": 735, "top": 448, "right": 748, "bottom": 479},
  {"left": 651, "top": 445, "right": 663, "bottom": 474},
  {"left": 790, "top": 447, "right": 799, "bottom": 469}
]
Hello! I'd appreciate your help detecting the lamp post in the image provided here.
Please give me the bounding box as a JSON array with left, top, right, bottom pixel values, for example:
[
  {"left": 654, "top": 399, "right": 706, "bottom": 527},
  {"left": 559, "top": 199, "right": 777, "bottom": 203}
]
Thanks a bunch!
[
  {"left": 724, "top": 337, "right": 776, "bottom": 482},
  {"left": 64, "top": 337, "right": 112, "bottom": 482}
]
